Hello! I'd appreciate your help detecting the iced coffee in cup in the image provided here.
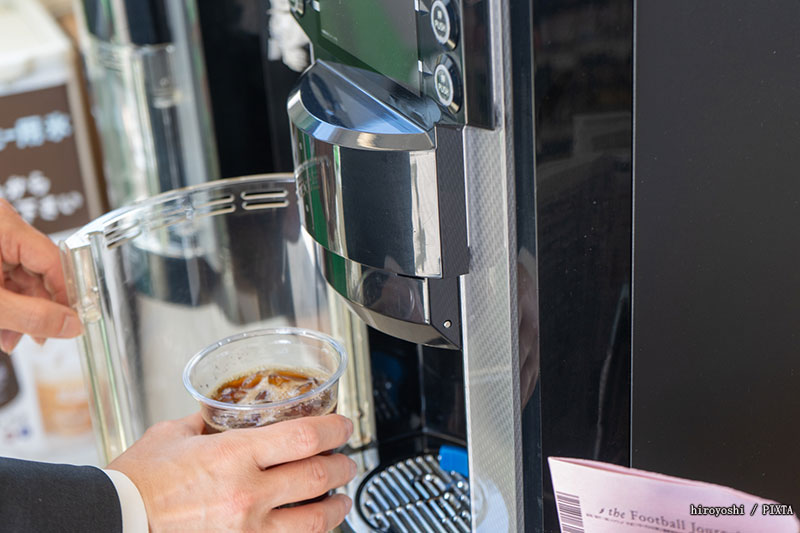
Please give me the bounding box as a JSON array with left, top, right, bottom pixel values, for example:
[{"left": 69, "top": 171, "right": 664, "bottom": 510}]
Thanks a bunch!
[{"left": 182, "top": 328, "right": 346, "bottom": 432}]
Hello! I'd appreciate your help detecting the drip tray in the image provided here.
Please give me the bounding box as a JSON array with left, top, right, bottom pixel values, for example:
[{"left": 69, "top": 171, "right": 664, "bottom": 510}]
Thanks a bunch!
[{"left": 355, "top": 454, "right": 472, "bottom": 533}]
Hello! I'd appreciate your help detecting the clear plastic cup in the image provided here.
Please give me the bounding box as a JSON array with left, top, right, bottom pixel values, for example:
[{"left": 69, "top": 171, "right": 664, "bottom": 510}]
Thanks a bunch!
[{"left": 183, "top": 328, "right": 347, "bottom": 432}]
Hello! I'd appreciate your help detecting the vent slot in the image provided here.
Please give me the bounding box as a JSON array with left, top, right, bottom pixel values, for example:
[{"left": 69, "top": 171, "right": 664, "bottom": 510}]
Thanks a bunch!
[
  {"left": 104, "top": 224, "right": 142, "bottom": 249},
  {"left": 147, "top": 214, "right": 188, "bottom": 232},
  {"left": 194, "top": 194, "right": 235, "bottom": 209},
  {"left": 242, "top": 200, "right": 289, "bottom": 211},
  {"left": 192, "top": 194, "right": 236, "bottom": 219},
  {"left": 145, "top": 205, "right": 189, "bottom": 232},
  {"left": 240, "top": 189, "right": 287, "bottom": 201},
  {"left": 240, "top": 189, "right": 289, "bottom": 211},
  {"left": 193, "top": 205, "right": 236, "bottom": 218}
]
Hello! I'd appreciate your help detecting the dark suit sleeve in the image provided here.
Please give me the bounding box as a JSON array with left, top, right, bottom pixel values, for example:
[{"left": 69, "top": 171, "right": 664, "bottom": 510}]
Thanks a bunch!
[{"left": 0, "top": 457, "right": 122, "bottom": 533}]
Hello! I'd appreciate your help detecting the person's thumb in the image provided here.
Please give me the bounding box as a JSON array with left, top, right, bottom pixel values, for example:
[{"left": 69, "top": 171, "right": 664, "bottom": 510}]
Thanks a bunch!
[{"left": 0, "top": 287, "right": 82, "bottom": 344}]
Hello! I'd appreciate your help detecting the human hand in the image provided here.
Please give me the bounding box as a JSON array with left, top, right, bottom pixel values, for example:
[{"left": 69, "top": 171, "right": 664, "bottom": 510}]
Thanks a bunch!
[
  {"left": 0, "top": 200, "right": 82, "bottom": 352},
  {"left": 108, "top": 413, "right": 357, "bottom": 532}
]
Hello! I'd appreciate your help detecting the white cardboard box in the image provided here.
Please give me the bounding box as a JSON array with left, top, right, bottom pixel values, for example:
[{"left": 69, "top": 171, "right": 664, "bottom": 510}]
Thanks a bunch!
[{"left": 0, "top": 0, "right": 102, "bottom": 233}]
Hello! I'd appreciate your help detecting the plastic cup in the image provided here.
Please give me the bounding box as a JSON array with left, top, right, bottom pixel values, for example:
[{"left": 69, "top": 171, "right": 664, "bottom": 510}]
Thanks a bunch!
[{"left": 183, "top": 328, "right": 347, "bottom": 432}]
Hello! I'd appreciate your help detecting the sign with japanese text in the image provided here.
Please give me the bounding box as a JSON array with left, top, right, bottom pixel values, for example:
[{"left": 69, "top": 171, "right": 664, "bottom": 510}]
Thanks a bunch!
[{"left": 0, "top": 84, "right": 90, "bottom": 234}]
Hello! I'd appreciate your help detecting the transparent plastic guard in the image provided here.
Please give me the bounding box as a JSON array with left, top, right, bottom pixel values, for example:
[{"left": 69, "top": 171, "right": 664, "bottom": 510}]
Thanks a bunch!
[
  {"left": 80, "top": 35, "right": 219, "bottom": 208},
  {"left": 60, "top": 175, "right": 374, "bottom": 463}
]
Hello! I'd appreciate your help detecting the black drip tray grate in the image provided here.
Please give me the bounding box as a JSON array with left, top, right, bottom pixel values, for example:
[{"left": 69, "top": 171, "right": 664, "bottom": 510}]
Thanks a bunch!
[{"left": 357, "top": 454, "right": 471, "bottom": 532}]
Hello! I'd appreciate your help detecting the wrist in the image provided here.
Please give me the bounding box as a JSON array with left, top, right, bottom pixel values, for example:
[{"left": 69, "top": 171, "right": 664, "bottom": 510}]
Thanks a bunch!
[{"left": 104, "top": 468, "right": 149, "bottom": 533}]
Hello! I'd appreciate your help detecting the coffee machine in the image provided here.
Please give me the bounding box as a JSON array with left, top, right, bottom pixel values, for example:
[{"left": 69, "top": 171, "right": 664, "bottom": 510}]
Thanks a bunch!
[
  {"left": 282, "top": 1, "right": 528, "bottom": 531},
  {"left": 66, "top": 0, "right": 800, "bottom": 531}
]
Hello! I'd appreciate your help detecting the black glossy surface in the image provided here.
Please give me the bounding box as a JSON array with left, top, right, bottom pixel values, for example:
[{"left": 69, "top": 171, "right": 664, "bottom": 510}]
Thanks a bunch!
[
  {"left": 197, "top": 0, "right": 286, "bottom": 177},
  {"left": 260, "top": 0, "right": 303, "bottom": 172},
  {"left": 418, "top": 344, "right": 467, "bottom": 442},
  {"left": 368, "top": 328, "right": 467, "bottom": 459},
  {"left": 123, "top": 0, "right": 171, "bottom": 44},
  {"left": 633, "top": 0, "right": 800, "bottom": 508},
  {"left": 81, "top": 0, "right": 171, "bottom": 44},
  {"left": 531, "top": 0, "right": 633, "bottom": 530},
  {"left": 460, "top": 0, "right": 492, "bottom": 128},
  {"left": 369, "top": 328, "right": 424, "bottom": 441},
  {"left": 510, "top": 0, "right": 541, "bottom": 531}
]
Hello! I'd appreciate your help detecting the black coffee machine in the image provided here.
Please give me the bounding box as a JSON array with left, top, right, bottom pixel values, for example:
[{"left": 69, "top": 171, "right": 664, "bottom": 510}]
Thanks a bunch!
[
  {"left": 75, "top": 0, "right": 800, "bottom": 531},
  {"left": 282, "top": 0, "right": 800, "bottom": 531}
]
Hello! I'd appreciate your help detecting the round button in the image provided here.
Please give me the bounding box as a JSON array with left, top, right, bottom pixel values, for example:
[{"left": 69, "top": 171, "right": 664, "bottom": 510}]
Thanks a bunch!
[
  {"left": 434, "top": 64, "right": 454, "bottom": 107},
  {"left": 434, "top": 58, "right": 462, "bottom": 113},
  {"left": 430, "top": 0, "right": 458, "bottom": 50}
]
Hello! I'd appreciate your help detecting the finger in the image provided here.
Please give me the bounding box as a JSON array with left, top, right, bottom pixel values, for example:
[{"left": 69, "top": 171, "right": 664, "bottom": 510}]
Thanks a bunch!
[
  {"left": 264, "top": 493, "right": 352, "bottom": 533},
  {"left": 262, "top": 454, "right": 357, "bottom": 507},
  {"left": 7, "top": 267, "right": 55, "bottom": 307},
  {"left": 7, "top": 266, "right": 43, "bottom": 290},
  {"left": 177, "top": 412, "right": 206, "bottom": 436},
  {"left": 0, "top": 330, "right": 22, "bottom": 353},
  {"left": 0, "top": 201, "right": 68, "bottom": 306},
  {"left": 0, "top": 279, "right": 52, "bottom": 347},
  {"left": 0, "top": 287, "right": 81, "bottom": 339},
  {"left": 19, "top": 281, "right": 60, "bottom": 350},
  {"left": 13, "top": 271, "right": 52, "bottom": 302},
  {"left": 144, "top": 412, "right": 207, "bottom": 440},
  {"left": 233, "top": 415, "right": 354, "bottom": 469}
]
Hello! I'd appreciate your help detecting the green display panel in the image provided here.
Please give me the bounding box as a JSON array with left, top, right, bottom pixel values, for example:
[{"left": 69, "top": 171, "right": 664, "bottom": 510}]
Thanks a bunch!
[{"left": 319, "top": 0, "right": 420, "bottom": 93}]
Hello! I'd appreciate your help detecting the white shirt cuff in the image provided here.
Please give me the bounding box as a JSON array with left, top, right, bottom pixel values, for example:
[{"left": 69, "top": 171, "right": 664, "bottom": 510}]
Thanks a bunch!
[{"left": 103, "top": 469, "right": 149, "bottom": 533}]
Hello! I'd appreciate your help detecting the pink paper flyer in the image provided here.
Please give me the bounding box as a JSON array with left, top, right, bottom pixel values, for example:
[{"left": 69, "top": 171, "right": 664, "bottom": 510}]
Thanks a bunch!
[{"left": 549, "top": 457, "right": 799, "bottom": 533}]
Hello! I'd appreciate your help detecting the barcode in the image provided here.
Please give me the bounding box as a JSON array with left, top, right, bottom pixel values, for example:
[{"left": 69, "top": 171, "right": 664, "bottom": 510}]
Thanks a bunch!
[{"left": 555, "top": 491, "right": 585, "bottom": 533}]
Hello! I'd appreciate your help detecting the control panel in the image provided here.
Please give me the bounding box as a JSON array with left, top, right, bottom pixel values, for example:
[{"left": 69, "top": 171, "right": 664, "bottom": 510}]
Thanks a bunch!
[{"left": 290, "top": 0, "right": 492, "bottom": 129}]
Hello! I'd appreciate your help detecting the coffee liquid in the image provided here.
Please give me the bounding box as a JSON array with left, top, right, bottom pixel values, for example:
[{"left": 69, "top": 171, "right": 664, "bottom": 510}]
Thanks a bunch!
[
  {"left": 212, "top": 368, "right": 323, "bottom": 406},
  {"left": 204, "top": 367, "right": 336, "bottom": 432}
]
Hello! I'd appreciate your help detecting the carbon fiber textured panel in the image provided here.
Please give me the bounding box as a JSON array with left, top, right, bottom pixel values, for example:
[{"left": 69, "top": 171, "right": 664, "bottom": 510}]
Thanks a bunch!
[{"left": 460, "top": 0, "right": 523, "bottom": 531}]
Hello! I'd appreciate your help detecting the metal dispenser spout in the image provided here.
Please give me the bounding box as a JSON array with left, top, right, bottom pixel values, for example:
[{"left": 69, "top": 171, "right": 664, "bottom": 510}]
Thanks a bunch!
[{"left": 288, "top": 61, "right": 469, "bottom": 349}]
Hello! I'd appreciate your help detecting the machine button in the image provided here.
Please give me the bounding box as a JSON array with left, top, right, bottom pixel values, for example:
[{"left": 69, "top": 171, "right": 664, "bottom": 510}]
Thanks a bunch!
[
  {"left": 430, "top": 0, "right": 458, "bottom": 49},
  {"left": 434, "top": 57, "right": 462, "bottom": 113}
]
